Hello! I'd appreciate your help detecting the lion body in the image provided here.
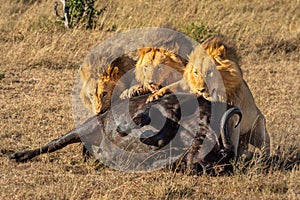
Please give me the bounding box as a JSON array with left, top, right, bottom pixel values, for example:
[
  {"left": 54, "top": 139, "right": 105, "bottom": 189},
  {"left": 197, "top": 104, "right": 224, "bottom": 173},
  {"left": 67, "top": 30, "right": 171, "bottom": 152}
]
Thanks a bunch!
[
  {"left": 188, "top": 37, "right": 270, "bottom": 158},
  {"left": 149, "top": 37, "right": 271, "bottom": 158}
]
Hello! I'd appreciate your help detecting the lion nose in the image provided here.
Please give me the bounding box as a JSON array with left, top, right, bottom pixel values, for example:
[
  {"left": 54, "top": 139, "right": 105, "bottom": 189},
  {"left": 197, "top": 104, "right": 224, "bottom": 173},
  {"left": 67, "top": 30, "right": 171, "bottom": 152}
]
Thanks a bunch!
[{"left": 199, "top": 88, "right": 206, "bottom": 93}]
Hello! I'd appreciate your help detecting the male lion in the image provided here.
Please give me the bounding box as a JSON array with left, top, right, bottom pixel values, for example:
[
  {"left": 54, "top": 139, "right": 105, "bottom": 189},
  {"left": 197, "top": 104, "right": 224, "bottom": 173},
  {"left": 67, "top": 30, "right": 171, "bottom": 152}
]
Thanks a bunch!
[
  {"left": 148, "top": 36, "right": 271, "bottom": 159},
  {"left": 120, "top": 47, "right": 187, "bottom": 99},
  {"left": 201, "top": 36, "right": 271, "bottom": 159},
  {"left": 79, "top": 55, "right": 136, "bottom": 114}
]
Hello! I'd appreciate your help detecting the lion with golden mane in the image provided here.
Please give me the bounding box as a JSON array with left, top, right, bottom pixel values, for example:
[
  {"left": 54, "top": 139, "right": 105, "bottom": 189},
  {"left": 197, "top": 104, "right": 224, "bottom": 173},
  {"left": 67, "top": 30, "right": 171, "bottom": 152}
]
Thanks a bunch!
[
  {"left": 79, "top": 55, "right": 136, "bottom": 114},
  {"left": 120, "top": 47, "right": 187, "bottom": 100},
  {"left": 201, "top": 36, "right": 271, "bottom": 159},
  {"left": 148, "top": 36, "right": 271, "bottom": 159}
]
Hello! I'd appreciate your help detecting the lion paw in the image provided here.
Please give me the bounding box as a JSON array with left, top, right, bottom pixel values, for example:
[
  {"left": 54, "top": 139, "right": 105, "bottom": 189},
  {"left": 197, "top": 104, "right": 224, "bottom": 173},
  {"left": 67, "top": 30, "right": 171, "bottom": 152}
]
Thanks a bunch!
[
  {"left": 120, "top": 88, "right": 133, "bottom": 99},
  {"left": 146, "top": 90, "right": 165, "bottom": 103},
  {"left": 120, "top": 85, "right": 148, "bottom": 99}
]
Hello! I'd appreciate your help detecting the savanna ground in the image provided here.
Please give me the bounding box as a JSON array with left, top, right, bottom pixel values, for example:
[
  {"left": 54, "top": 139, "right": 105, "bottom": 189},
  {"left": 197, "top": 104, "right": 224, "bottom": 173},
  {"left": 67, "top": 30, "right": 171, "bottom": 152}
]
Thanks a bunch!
[{"left": 0, "top": 0, "right": 299, "bottom": 199}]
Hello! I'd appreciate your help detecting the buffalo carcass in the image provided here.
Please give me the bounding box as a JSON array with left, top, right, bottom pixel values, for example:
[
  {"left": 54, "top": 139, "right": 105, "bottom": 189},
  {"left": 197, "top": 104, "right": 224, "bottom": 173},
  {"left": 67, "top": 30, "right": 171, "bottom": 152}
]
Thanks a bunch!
[{"left": 9, "top": 93, "right": 241, "bottom": 174}]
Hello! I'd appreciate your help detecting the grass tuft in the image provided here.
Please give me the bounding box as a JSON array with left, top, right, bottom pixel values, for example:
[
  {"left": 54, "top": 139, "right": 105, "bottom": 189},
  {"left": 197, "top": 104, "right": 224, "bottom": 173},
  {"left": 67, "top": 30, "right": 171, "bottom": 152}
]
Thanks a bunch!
[{"left": 181, "top": 22, "right": 215, "bottom": 42}]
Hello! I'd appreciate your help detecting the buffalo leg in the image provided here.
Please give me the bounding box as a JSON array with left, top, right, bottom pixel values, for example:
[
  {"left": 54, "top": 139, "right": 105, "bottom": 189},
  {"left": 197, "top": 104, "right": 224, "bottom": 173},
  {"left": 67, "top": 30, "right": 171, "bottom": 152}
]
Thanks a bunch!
[
  {"left": 9, "top": 115, "right": 100, "bottom": 162},
  {"left": 8, "top": 128, "right": 81, "bottom": 162}
]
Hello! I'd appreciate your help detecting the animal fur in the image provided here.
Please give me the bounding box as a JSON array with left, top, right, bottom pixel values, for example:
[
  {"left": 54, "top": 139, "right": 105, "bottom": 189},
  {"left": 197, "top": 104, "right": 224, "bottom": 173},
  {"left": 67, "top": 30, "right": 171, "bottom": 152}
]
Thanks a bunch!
[
  {"left": 120, "top": 47, "right": 187, "bottom": 99},
  {"left": 146, "top": 45, "right": 217, "bottom": 102},
  {"left": 201, "top": 36, "right": 271, "bottom": 159},
  {"left": 147, "top": 36, "right": 271, "bottom": 159},
  {"left": 79, "top": 55, "right": 136, "bottom": 114}
]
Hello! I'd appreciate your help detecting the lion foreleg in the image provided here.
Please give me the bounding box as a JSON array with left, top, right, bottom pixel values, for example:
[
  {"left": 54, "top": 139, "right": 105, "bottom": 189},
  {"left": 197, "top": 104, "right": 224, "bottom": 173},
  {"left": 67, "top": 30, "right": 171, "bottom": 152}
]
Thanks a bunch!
[
  {"left": 146, "top": 86, "right": 171, "bottom": 103},
  {"left": 146, "top": 80, "right": 184, "bottom": 103},
  {"left": 250, "top": 114, "right": 271, "bottom": 159},
  {"left": 120, "top": 84, "right": 151, "bottom": 99}
]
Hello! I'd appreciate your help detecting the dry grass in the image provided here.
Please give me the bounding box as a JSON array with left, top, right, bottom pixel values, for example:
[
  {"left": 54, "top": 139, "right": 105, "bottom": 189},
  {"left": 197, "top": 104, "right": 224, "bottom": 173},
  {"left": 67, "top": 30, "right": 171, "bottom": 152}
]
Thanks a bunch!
[{"left": 0, "top": 0, "right": 299, "bottom": 199}]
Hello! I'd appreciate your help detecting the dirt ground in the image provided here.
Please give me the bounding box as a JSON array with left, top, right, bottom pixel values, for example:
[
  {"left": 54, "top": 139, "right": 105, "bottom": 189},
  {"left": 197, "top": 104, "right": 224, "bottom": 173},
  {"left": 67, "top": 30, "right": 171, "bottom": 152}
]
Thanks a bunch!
[{"left": 0, "top": 0, "right": 299, "bottom": 199}]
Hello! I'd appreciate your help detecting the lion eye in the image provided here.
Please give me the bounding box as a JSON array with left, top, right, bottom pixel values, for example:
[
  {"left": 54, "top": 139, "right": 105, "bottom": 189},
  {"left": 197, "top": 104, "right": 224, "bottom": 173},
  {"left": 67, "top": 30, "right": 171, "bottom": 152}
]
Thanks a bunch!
[
  {"left": 193, "top": 70, "right": 199, "bottom": 76},
  {"left": 100, "top": 92, "right": 108, "bottom": 99},
  {"left": 205, "top": 70, "right": 212, "bottom": 77}
]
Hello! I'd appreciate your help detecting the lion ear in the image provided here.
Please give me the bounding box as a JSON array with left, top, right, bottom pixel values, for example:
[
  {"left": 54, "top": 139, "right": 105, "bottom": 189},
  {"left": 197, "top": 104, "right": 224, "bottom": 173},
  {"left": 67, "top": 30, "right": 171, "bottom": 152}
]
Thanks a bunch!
[
  {"left": 110, "top": 66, "right": 119, "bottom": 80},
  {"left": 138, "top": 47, "right": 152, "bottom": 57},
  {"left": 79, "top": 61, "right": 92, "bottom": 81},
  {"left": 104, "top": 65, "right": 119, "bottom": 80},
  {"left": 105, "top": 65, "right": 113, "bottom": 76},
  {"left": 170, "top": 53, "right": 182, "bottom": 64},
  {"left": 217, "top": 45, "right": 226, "bottom": 58}
]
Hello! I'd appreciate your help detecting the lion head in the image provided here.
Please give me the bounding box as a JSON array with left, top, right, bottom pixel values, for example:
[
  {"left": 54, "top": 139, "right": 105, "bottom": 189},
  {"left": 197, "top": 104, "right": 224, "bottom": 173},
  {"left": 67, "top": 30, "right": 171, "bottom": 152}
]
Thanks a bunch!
[
  {"left": 183, "top": 45, "right": 218, "bottom": 99},
  {"left": 185, "top": 36, "right": 243, "bottom": 101},
  {"left": 202, "top": 36, "right": 243, "bottom": 101},
  {"left": 93, "top": 65, "right": 120, "bottom": 114},
  {"left": 93, "top": 56, "right": 136, "bottom": 114},
  {"left": 80, "top": 55, "right": 135, "bottom": 114},
  {"left": 135, "top": 47, "right": 187, "bottom": 87}
]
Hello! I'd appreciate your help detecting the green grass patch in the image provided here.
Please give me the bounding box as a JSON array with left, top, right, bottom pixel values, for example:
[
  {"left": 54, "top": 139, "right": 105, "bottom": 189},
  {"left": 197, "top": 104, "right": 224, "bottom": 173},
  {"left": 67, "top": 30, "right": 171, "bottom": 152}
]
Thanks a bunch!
[
  {"left": 0, "top": 72, "right": 5, "bottom": 80},
  {"left": 181, "top": 22, "right": 215, "bottom": 43}
]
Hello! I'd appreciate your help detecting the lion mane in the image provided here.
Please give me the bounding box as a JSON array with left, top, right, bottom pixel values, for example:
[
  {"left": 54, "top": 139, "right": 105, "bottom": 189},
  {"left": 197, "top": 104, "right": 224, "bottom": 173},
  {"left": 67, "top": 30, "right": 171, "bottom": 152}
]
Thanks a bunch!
[
  {"left": 198, "top": 36, "right": 271, "bottom": 158},
  {"left": 201, "top": 36, "right": 243, "bottom": 102},
  {"left": 79, "top": 55, "right": 135, "bottom": 114}
]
